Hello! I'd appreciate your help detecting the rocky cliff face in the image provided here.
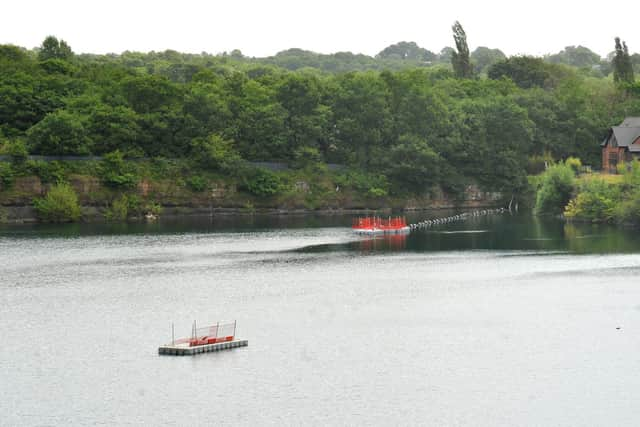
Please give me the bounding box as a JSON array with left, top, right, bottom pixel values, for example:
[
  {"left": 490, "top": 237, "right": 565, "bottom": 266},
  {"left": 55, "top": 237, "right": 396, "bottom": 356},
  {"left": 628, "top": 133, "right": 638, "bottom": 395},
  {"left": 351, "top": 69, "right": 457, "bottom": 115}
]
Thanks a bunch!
[{"left": 0, "top": 176, "right": 503, "bottom": 223}]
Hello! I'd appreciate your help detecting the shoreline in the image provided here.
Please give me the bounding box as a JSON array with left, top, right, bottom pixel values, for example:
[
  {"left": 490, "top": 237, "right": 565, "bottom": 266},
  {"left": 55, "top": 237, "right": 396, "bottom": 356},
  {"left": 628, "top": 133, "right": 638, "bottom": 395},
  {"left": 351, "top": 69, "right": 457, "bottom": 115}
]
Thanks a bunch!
[{"left": 0, "top": 201, "right": 505, "bottom": 225}]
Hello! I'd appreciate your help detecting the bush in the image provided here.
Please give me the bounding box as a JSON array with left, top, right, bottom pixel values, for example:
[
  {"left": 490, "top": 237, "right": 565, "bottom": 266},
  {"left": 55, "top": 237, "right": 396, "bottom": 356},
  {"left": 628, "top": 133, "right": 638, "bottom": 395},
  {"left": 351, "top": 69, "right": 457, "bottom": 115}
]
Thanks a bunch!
[
  {"left": 564, "top": 179, "right": 617, "bottom": 222},
  {"left": 105, "top": 195, "right": 129, "bottom": 221},
  {"left": 335, "top": 170, "right": 389, "bottom": 197},
  {"left": 241, "top": 168, "right": 282, "bottom": 197},
  {"left": 105, "top": 194, "right": 163, "bottom": 221},
  {"left": 7, "top": 139, "right": 29, "bottom": 163},
  {"left": 186, "top": 175, "right": 207, "bottom": 192},
  {"left": 27, "top": 160, "right": 67, "bottom": 184},
  {"left": 534, "top": 163, "right": 575, "bottom": 215},
  {"left": 100, "top": 151, "right": 138, "bottom": 188},
  {"left": 190, "top": 134, "right": 244, "bottom": 174},
  {"left": 615, "top": 189, "right": 640, "bottom": 224},
  {"left": 33, "top": 183, "right": 81, "bottom": 222},
  {"left": 565, "top": 156, "right": 582, "bottom": 174},
  {"left": 0, "top": 163, "right": 14, "bottom": 189},
  {"left": 290, "top": 146, "right": 322, "bottom": 170}
]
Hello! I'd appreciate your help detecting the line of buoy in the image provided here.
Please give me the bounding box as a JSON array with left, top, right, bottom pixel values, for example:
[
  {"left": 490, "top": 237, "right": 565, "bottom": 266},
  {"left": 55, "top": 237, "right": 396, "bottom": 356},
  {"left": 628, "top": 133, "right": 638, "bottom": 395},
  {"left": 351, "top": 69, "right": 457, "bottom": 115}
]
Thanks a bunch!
[{"left": 409, "top": 208, "right": 506, "bottom": 230}]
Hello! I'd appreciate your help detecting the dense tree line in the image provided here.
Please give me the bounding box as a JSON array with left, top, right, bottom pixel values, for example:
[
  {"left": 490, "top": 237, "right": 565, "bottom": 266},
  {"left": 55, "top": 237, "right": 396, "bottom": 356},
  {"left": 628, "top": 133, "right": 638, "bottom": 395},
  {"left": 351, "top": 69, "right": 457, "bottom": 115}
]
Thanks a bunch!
[{"left": 1, "top": 35, "right": 640, "bottom": 199}]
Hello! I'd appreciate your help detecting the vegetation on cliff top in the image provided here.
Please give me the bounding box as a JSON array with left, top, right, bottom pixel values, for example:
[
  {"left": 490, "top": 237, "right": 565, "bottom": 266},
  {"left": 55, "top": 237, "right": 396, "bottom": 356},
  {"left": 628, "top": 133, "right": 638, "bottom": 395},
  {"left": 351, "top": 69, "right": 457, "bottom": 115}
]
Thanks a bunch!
[{"left": 1, "top": 29, "right": 640, "bottom": 222}]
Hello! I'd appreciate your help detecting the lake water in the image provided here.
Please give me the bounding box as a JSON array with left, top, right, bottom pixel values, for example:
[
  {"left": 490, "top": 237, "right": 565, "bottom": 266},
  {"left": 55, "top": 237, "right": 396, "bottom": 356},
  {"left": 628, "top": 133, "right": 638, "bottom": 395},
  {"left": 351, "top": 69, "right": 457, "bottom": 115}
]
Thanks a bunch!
[{"left": 1, "top": 213, "right": 640, "bottom": 426}]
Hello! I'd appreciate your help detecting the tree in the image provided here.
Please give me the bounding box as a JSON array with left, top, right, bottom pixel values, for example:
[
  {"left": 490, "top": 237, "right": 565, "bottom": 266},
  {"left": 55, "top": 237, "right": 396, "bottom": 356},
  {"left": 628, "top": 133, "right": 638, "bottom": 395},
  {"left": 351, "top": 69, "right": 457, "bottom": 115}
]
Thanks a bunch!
[
  {"left": 471, "top": 47, "right": 506, "bottom": 75},
  {"left": 38, "top": 36, "right": 73, "bottom": 61},
  {"left": 546, "top": 45, "right": 601, "bottom": 68},
  {"left": 612, "top": 37, "right": 635, "bottom": 85},
  {"left": 386, "top": 134, "right": 444, "bottom": 193},
  {"left": 376, "top": 42, "right": 436, "bottom": 62},
  {"left": 534, "top": 163, "right": 575, "bottom": 215},
  {"left": 451, "top": 21, "right": 473, "bottom": 79},
  {"left": 27, "top": 110, "right": 92, "bottom": 155},
  {"left": 488, "top": 56, "right": 551, "bottom": 89}
]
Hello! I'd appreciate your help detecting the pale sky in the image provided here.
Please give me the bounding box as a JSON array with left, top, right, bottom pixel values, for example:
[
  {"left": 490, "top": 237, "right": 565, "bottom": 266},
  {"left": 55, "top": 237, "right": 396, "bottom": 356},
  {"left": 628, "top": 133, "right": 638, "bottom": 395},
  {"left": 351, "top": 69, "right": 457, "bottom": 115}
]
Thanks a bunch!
[{"left": 2, "top": 0, "right": 638, "bottom": 59}]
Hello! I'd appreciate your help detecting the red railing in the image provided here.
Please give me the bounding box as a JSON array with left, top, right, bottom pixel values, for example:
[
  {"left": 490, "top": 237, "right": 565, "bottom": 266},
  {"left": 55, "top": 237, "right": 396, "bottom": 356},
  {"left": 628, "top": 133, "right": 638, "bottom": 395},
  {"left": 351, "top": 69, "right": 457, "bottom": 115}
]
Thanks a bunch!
[
  {"left": 352, "top": 216, "right": 407, "bottom": 230},
  {"left": 170, "top": 320, "right": 237, "bottom": 347}
]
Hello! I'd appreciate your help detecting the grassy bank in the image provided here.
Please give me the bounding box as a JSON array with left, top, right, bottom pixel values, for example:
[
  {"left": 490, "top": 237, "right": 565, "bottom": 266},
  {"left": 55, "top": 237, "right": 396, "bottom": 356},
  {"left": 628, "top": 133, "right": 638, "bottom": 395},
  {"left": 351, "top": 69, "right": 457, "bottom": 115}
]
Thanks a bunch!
[{"left": 531, "top": 159, "right": 640, "bottom": 225}]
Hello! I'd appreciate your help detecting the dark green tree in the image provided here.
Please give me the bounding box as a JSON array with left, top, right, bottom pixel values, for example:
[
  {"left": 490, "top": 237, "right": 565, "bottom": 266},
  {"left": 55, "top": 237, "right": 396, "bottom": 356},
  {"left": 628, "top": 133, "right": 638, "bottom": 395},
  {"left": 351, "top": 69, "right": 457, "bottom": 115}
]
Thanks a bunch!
[
  {"left": 38, "top": 36, "right": 73, "bottom": 61},
  {"left": 376, "top": 41, "right": 436, "bottom": 62},
  {"left": 471, "top": 47, "right": 506, "bottom": 75},
  {"left": 546, "top": 45, "right": 601, "bottom": 68},
  {"left": 27, "top": 110, "right": 92, "bottom": 155},
  {"left": 451, "top": 21, "right": 473, "bottom": 78},
  {"left": 612, "top": 37, "right": 635, "bottom": 84},
  {"left": 488, "top": 56, "right": 551, "bottom": 89}
]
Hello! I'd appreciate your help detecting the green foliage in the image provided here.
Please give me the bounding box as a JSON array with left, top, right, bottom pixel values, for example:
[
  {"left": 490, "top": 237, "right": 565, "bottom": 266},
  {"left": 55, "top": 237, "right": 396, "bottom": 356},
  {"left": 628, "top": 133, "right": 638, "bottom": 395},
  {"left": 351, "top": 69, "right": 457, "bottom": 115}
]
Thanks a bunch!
[
  {"left": 546, "top": 46, "right": 601, "bottom": 68},
  {"left": 186, "top": 175, "right": 207, "bottom": 192},
  {"left": 471, "top": 47, "right": 506, "bottom": 75},
  {"left": 334, "top": 170, "right": 389, "bottom": 197},
  {"left": 105, "top": 194, "right": 130, "bottom": 221},
  {"left": 565, "top": 157, "right": 582, "bottom": 174},
  {"left": 28, "top": 160, "right": 67, "bottom": 184},
  {"left": 33, "top": 183, "right": 81, "bottom": 222},
  {"left": 38, "top": 36, "right": 73, "bottom": 62},
  {"left": 564, "top": 178, "right": 617, "bottom": 222},
  {"left": 104, "top": 194, "right": 161, "bottom": 221},
  {"left": 0, "top": 162, "right": 14, "bottom": 189},
  {"left": 534, "top": 163, "right": 575, "bottom": 215},
  {"left": 99, "top": 151, "right": 138, "bottom": 188},
  {"left": 291, "top": 146, "right": 322, "bottom": 169},
  {"left": 488, "top": 56, "right": 556, "bottom": 89},
  {"left": 451, "top": 21, "right": 473, "bottom": 79},
  {"left": 386, "top": 134, "right": 443, "bottom": 193},
  {"left": 615, "top": 188, "right": 640, "bottom": 224},
  {"left": 241, "top": 168, "right": 282, "bottom": 197},
  {"left": 527, "top": 153, "right": 553, "bottom": 175},
  {"left": 190, "top": 134, "right": 243, "bottom": 173},
  {"left": 1, "top": 37, "right": 640, "bottom": 205},
  {"left": 376, "top": 42, "right": 436, "bottom": 62},
  {"left": 27, "top": 110, "right": 91, "bottom": 155},
  {"left": 7, "top": 139, "right": 28, "bottom": 163},
  {"left": 613, "top": 38, "right": 635, "bottom": 85}
]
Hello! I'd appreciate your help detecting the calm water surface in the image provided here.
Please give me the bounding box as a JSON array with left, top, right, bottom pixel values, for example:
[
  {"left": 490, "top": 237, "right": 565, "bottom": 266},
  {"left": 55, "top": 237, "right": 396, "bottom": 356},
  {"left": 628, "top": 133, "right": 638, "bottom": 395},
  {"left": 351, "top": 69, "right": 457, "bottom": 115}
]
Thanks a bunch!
[{"left": 1, "top": 213, "right": 640, "bottom": 426}]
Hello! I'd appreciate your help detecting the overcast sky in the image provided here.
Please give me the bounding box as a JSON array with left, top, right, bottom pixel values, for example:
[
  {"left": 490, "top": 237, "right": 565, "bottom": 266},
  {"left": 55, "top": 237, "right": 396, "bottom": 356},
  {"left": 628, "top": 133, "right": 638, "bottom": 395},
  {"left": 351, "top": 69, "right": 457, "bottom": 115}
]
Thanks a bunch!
[{"left": 2, "top": 0, "right": 638, "bottom": 58}]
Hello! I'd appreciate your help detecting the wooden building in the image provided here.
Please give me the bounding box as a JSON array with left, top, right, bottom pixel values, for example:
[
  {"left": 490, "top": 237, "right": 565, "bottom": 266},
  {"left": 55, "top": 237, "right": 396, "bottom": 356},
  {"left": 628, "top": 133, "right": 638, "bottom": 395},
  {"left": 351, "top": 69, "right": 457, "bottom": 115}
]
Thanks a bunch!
[{"left": 601, "top": 117, "right": 640, "bottom": 173}]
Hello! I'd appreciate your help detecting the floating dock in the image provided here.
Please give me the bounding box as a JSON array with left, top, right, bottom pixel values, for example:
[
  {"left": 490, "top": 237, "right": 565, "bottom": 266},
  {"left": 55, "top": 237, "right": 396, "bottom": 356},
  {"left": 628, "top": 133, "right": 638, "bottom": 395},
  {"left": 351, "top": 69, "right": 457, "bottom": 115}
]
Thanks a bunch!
[
  {"left": 158, "top": 339, "right": 248, "bottom": 356},
  {"left": 159, "top": 320, "right": 247, "bottom": 356}
]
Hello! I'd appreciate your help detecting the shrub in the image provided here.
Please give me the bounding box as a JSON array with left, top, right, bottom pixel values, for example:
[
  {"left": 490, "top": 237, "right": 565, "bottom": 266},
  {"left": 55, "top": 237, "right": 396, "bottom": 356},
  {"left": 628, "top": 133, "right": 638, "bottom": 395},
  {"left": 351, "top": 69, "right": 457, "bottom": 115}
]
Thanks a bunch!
[
  {"left": 7, "top": 139, "right": 28, "bottom": 163},
  {"left": 241, "top": 168, "right": 282, "bottom": 197},
  {"left": 335, "top": 170, "right": 389, "bottom": 197},
  {"left": 190, "top": 134, "right": 244, "bottom": 174},
  {"left": 565, "top": 157, "right": 582, "bottom": 174},
  {"left": 105, "top": 195, "right": 163, "bottom": 221},
  {"left": 534, "top": 163, "right": 575, "bottom": 215},
  {"left": 28, "top": 160, "right": 66, "bottom": 184},
  {"left": 100, "top": 151, "right": 138, "bottom": 189},
  {"left": 0, "top": 163, "right": 14, "bottom": 189},
  {"left": 564, "top": 179, "right": 617, "bottom": 222},
  {"left": 105, "top": 195, "right": 129, "bottom": 221},
  {"left": 290, "top": 146, "right": 322, "bottom": 170},
  {"left": 33, "top": 183, "right": 81, "bottom": 222},
  {"left": 615, "top": 189, "right": 640, "bottom": 224},
  {"left": 186, "top": 175, "right": 207, "bottom": 192}
]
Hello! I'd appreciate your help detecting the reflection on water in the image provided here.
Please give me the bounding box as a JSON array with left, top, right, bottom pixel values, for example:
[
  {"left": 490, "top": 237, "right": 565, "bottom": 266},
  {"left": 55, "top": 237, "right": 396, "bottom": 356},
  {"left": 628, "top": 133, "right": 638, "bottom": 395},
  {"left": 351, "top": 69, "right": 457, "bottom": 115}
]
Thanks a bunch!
[
  {"left": 2, "top": 212, "right": 640, "bottom": 255},
  {"left": 2, "top": 212, "right": 640, "bottom": 426},
  {"left": 357, "top": 233, "right": 408, "bottom": 251}
]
